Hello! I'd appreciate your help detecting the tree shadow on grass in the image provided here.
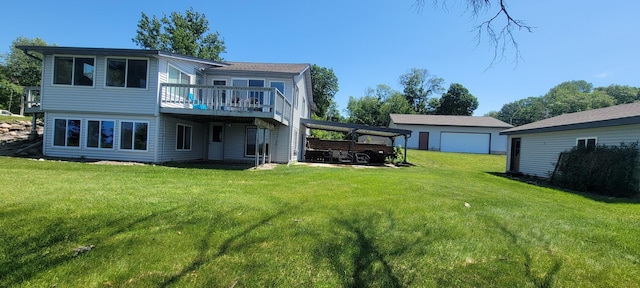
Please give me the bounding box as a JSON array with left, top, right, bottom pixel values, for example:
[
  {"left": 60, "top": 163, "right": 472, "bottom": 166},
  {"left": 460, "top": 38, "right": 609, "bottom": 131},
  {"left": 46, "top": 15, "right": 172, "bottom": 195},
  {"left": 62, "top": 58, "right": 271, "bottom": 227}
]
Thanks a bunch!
[
  {"left": 0, "top": 207, "right": 177, "bottom": 287},
  {"left": 313, "top": 211, "right": 428, "bottom": 287},
  {"left": 484, "top": 216, "right": 563, "bottom": 288},
  {"left": 487, "top": 172, "right": 640, "bottom": 204},
  {"left": 158, "top": 207, "right": 291, "bottom": 287}
]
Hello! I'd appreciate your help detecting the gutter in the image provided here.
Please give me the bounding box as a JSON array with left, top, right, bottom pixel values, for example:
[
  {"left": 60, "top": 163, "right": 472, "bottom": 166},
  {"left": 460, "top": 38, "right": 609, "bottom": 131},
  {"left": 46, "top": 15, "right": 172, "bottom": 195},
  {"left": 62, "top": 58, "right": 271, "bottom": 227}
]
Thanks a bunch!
[{"left": 19, "top": 48, "right": 43, "bottom": 62}]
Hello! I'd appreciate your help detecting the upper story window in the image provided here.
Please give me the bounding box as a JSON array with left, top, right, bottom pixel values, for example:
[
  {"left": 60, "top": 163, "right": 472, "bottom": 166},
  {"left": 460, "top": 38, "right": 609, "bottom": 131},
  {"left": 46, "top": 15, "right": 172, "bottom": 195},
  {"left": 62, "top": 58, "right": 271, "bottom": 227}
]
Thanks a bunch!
[
  {"left": 577, "top": 137, "right": 597, "bottom": 150},
  {"left": 54, "top": 56, "right": 94, "bottom": 86},
  {"left": 168, "top": 65, "right": 191, "bottom": 84},
  {"left": 106, "top": 58, "right": 148, "bottom": 88}
]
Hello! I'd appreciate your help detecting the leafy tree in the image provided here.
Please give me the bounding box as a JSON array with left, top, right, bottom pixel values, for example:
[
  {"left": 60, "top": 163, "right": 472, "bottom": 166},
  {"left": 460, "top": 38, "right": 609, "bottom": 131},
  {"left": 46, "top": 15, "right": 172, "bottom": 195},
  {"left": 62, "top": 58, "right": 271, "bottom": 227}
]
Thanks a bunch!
[
  {"left": 346, "top": 85, "right": 414, "bottom": 126},
  {"left": 0, "top": 37, "right": 48, "bottom": 112},
  {"left": 374, "top": 84, "right": 414, "bottom": 125},
  {"left": 399, "top": 68, "right": 444, "bottom": 114},
  {"left": 495, "top": 96, "right": 547, "bottom": 126},
  {"left": 2, "top": 37, "right": 48, "bottom": 87},
  {"left": 310, "top": 64, "right": 339, "bottom": 119},
  {"left": 133, "top": 7, "right": 226, "bottom": 61},
  {"left": 309, "top": 113, "right": 345, "bottom": 140},
  {"left": 594, "top": 84, "right": 640, "bottom": 104},
  {"left": 494, "top": 80, "right": 622, "bottom": 126},
  {"left": 346, "top": 95, "right": 383, "bottom": 126},
  {"left": 435, "top": 83, "right": 479, "bottom": 115},
  {"left": 542, "top": 80, "right": 615, "bottom": 116},
  {"left": 484, "top": 110, "right": 499, "bottom": 118},
  {"left": 426, "top": 97, "right": 441, "bottom": 114},
  {"left": 325, "top": 99, "right": 344, "bottom": 122}
]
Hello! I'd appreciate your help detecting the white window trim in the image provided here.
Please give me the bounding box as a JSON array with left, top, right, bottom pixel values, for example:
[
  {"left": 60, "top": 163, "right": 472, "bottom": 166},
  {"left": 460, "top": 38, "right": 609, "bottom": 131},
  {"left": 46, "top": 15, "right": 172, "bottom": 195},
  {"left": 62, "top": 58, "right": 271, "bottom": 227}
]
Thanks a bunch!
[
  {"left": 245, "top": 126, "right": 258, "bottom": 157},
  {"left": 104, "top": 57, "right": 149, "bottom": 90},
  {"left": 576, "top": 137, "right": 597, "bottom": 148},
  {"left": 85, "top": 119, "right": 116, "bottom": 150},
  {"left": 118, "top": 120, "right": 150, "bottom": 152},
  {"left": 268, "top": 81, "right": 286, "bottom": 94},
  {"left": 167, "top": 64, "right": 192, "bottom": 84},
  {"left": 176, "top": 123, "right": 193, "bottom": 151},
  {"left": 51, "top": 55, "right": 96, "bottom": 88},
  {"left": 212, "top": 79, "right": 227, "bottom": 85},
  {"left": 52, "top": 117, "right": 82, "bottom": 148}
]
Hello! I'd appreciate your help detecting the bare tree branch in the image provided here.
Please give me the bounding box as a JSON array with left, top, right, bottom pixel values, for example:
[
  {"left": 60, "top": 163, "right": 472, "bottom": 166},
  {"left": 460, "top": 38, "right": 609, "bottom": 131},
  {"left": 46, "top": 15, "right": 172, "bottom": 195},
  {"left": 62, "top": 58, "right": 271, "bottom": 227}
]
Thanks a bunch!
[{"left": 414, "top": 0, "right": 534, "bottom": 67}]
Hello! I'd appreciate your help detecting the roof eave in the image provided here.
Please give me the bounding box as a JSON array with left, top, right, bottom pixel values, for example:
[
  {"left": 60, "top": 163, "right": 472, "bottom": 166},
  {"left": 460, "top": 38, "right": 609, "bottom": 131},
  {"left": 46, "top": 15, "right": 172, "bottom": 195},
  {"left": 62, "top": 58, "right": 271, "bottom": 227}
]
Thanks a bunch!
[{"left": 500, "top": 116, "right": 640, "bottom": 135}]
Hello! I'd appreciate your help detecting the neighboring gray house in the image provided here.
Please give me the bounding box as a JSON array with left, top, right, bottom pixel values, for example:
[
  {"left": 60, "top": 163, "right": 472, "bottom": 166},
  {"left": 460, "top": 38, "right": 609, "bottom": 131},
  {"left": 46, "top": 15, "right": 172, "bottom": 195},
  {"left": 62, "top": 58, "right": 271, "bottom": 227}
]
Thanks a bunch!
[
  {"left": 500, "top": 102, "right": 640, "bottom": 177},
  {"left": 20, "top": 46, "right": 313, "bottom": 164},
  {"left": 388, "top": 114, "right": 512, "bottom": 154}
]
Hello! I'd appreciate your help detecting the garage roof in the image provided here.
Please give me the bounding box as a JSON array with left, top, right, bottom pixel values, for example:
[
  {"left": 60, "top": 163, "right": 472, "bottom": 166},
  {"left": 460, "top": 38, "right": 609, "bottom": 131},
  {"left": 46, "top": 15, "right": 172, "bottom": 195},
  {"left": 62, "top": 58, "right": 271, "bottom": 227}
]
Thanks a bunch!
[
  {"left": 501, "top": 101, "right": 640, "bottom": 135},
  {"left": 389, "top": 114, "right": 513, "bottom": 128},
  {"left": 301, "top": 119, "right": 412, "bottom": 138}
]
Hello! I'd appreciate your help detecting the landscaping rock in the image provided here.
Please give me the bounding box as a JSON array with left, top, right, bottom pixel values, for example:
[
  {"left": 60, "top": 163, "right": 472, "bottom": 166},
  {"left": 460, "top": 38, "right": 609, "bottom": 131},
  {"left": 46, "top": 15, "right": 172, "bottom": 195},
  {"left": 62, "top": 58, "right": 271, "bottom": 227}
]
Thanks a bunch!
[{"left": 0, "top": 119, "right": 43, "bottom": 157}]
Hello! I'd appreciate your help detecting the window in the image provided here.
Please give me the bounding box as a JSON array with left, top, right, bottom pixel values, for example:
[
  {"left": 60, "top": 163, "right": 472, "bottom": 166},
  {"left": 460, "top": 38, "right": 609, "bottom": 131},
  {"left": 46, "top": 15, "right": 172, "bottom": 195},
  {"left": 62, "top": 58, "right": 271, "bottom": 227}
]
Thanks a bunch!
[
  {"left": 168, "top": 65, "right": 190, "bottom": 84},
  {"left": 245, "top": 127, "right": 269, "bottom": 156},
  {"left": 233, "top": 79, "right": 264, "bottom": 105},
  {"left": 270, "top": 81, "right": 285, "bottom": 106},
  {"left": 212, "top": 125, "right": 223, "bottom": 142},
  {"left": 54, "top": 56, "right": 94, "bottom": 86},
  {"left": 213, "top": 80, "right": 227, "bottom": 104},
  {"left": 120, "top": 121, "right": 148, "bottom": 151},
  {"left": 176, "top": 124, "right": 192, "bottom": 150},
  {"left": 87, "top": 120, "right": 114, "bottom": 149},
  {"left": 106, "top": 58, "right": 148, "bottom": 88},
  {"left": 168, "top": 65, "right": 191, "bottom": 98},
  {"left": 53, "top": 119, "right": 81, "bottom": 147},
  {"left": 246, "top": 127, "right": 257, "bottom": 156},
  {"left": 577, "top": 137, "right": 597, "bottom": 149}
]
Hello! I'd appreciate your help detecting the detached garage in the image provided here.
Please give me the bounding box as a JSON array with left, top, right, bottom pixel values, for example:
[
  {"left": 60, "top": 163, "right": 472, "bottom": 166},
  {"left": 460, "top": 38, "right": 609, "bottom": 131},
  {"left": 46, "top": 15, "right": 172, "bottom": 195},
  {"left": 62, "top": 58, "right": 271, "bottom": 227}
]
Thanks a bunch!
[{"left": 388, "top": 114, "right": 513, "bottom": 154}]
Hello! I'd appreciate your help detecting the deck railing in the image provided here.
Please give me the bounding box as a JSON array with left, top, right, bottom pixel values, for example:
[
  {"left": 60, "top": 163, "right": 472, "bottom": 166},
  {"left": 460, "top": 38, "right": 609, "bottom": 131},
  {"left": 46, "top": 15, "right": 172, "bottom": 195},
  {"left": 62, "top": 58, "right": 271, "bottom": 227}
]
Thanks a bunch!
[
  {"left": 160, "top": 83, "right": 291, "bottom": 123},
  {"left": 23, "top": 87, "right": 41, "bottom": 113},
  {"left": 18, "top": 84, "right": 293, "bottom": 124}
]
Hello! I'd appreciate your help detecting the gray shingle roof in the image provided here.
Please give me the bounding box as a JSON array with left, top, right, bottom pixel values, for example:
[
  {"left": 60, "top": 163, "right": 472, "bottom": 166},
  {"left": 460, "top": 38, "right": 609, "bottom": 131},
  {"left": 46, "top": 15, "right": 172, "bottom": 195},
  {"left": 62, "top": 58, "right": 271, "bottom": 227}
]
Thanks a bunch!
[
  {"left": 212, "top": 62, "right": 310, "bottom": 74},
  {"left": 389, "top": 114, "right": 513, "bottom": 128},
  {"left": 500, "top": 101, "right": 640, "bottom": 135},
  {"left": 16, "top": 46, "right": 228, "bottom": 66}
]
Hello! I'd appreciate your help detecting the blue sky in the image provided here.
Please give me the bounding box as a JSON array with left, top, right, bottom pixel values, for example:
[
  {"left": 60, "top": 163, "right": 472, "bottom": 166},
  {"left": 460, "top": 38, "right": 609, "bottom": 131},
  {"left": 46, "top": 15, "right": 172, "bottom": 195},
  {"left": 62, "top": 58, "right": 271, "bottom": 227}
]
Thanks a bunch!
[{"left": 2, "top": 0, "right": 639, "bottom": 116}]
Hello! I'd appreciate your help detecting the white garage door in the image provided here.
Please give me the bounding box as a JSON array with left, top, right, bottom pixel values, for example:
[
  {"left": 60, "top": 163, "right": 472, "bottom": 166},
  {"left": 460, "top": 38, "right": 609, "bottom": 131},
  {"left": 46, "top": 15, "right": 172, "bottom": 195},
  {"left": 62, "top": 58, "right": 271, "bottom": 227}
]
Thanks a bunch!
[{"left": 440, "top": 132, "right": 490, "bottom": 154}]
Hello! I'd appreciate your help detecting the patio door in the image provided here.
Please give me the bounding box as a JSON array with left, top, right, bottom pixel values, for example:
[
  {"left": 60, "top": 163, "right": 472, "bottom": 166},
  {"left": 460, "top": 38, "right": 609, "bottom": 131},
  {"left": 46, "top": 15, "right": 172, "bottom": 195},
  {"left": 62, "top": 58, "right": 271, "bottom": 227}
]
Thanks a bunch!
[{"left": 208, "top": 124, "right": 224, "bottom": 160}]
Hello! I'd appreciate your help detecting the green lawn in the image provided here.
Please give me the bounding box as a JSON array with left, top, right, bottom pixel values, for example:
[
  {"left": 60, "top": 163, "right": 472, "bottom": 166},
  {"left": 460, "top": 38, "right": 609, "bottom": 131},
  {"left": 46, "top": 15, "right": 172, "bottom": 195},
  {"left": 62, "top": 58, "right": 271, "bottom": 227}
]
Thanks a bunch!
[{"left": 1, "top": 151, "right": 638, "bottom": 287}]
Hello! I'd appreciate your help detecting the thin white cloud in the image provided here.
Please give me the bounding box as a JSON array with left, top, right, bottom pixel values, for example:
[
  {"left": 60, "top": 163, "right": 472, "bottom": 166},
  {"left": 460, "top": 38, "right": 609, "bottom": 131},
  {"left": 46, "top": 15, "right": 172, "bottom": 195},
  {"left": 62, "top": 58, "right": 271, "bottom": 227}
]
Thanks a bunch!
[{"left": 594, "top": 72, "right": 609, "bottom": 78}]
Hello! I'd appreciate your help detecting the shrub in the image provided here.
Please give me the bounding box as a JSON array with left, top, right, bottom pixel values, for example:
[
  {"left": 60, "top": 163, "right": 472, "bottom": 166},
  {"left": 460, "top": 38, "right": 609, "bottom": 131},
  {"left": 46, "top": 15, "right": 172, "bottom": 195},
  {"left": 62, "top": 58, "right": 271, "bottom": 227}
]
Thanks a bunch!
[{"left": 552, "top": 142, "right": 639, "bottom": 197}]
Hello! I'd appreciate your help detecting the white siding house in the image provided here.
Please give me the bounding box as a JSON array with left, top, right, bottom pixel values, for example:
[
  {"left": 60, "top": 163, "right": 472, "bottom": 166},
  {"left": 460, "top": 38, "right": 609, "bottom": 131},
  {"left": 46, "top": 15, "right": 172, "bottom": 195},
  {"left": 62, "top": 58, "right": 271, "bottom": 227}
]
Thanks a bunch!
[
  {"left": 388, "top": 114, "right": 513, "bottom": 154},
  {"left": 20, "top": 46, "right": 314, "bottom": 164},
  {"left": 500, "top": 102, "right": 640, "bottom": 178}
]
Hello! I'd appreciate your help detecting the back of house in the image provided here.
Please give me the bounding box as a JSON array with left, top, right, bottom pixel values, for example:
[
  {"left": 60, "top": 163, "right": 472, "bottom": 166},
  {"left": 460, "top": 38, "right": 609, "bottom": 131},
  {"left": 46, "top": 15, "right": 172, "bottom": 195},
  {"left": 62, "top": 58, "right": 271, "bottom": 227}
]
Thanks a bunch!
[{"left": 20, "top": 46, "right": 314, "bottom": 164}]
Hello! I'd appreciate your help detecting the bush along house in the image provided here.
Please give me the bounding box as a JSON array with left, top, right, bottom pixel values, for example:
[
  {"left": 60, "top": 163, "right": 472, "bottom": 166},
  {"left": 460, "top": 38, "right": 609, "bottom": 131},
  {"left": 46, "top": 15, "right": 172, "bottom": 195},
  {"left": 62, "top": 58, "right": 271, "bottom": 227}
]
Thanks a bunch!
[{"left": 19, "top": 46, "right": 314, "bottom": 165}]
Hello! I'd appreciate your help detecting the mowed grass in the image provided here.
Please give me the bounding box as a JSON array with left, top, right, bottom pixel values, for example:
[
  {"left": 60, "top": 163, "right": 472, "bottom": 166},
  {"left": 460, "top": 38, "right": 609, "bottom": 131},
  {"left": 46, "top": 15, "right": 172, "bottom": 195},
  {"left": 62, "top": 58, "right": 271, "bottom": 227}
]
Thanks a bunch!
[{"left": 1, "top": 151, "right": 639, "bottom": 287}]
